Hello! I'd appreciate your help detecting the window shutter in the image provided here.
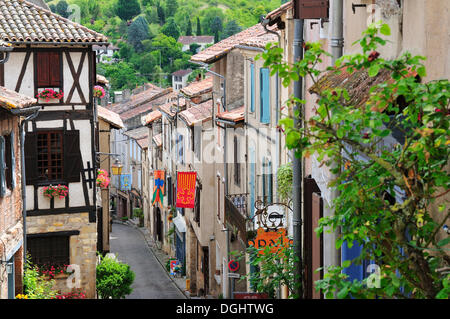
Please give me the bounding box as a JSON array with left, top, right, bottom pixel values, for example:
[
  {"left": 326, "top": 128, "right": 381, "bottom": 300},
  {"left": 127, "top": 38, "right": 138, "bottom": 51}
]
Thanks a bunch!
[
  {"left": 0, "top": 136, "right": 5, "bottom": 197},
  {"left": 296, "top": 0, "right": 329, "bottom": 19},
  {"left": 36, "top": 52, "right": 61, "bottom": 87},
  {"left": 36, "top": 53, "right": 50, "bottom": 87},
  {"left": 49, "top": 52, "right": 61, "bottom": 87},
  {"left": 249, "top": 147, "right": 256, "bottom": 218},
  {"left": 10, "top": 132, "right": 16, "bottom": 189},
  {"left": 24, "top": 132, "right": 38, "bottom": 185},
  {"left": 260, "top": 68, "right": 270, "bottom": 124},
  {"left": 64, "top": 130, "right": 82, "bottom": 183},
  {"left": 250, "top": 63, "right": 255, "bottom": 113}
]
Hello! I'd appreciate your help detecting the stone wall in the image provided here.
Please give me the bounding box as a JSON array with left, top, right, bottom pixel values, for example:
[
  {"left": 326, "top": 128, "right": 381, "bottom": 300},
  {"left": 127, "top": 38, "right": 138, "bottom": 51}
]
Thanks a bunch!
[{"left": 27, "top": 212, "right": 97, "bottom": 298}]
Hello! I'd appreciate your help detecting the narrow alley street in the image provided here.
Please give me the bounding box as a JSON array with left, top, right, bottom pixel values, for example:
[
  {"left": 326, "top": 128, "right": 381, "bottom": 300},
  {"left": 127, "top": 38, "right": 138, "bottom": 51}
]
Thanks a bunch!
[{"left": 109, "top": 222, "right": 186, "bottom": 299}]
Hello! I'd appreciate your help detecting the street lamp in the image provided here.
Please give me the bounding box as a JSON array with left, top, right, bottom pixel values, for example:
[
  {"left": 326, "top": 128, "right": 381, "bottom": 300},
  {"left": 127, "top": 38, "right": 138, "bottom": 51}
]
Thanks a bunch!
[{"left": 111, "top": 158, "right": 123, "bottom": 175}]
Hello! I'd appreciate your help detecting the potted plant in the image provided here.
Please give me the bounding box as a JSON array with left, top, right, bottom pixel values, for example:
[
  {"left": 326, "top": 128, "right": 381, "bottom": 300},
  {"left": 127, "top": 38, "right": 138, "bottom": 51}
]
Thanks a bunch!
[
  {"left": 93, "top": 85, "right": 106, "bottom": 99},
  {"left": 96, "top": 169, "right": 110, "bottom": 189},
  {"left": 42, "top": 184, "right": 68, "bottom": 200},
  {"left": 36, "top": 88, "right": 64, "bottom": 103},
  {"left": 133, "top": 208, "right": 144, "bottom": 227}
]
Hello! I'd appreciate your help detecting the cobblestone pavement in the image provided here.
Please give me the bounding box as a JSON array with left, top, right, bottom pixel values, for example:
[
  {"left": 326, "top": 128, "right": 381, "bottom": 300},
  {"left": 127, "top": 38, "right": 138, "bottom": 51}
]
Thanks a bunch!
[{"left": 110, "top": 221, "right": 187, "bottom": 299}]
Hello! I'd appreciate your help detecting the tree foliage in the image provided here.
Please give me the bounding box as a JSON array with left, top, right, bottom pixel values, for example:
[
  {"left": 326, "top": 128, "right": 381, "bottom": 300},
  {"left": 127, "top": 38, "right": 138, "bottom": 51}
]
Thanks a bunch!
[
  {"left": 161, "top": 17, "right": 181, "bottom": 40},
  {"left": 128, "top": 16, "right": 151, "bottom": 52},
  {"left": 96, "top": 254, "right": 135, "bottom": 299},
  {"left": 260, "top": 22, "right": 450, "bottom": 299},
  {"left": 115, "top": 0, "right": 141, "bottom": 21}
]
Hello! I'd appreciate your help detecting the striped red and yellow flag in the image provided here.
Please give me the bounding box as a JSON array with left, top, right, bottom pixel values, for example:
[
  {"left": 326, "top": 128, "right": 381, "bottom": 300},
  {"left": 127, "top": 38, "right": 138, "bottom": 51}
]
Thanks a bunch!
[{"left": 176, "top": 171, "right": 197, "bottom": 209}]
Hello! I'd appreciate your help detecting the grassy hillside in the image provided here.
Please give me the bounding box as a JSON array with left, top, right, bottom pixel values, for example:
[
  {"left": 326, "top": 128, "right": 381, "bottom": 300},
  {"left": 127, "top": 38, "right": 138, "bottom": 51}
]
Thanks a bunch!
[{"left": 45, "top": 0, "right": 282, "bottom": 91}]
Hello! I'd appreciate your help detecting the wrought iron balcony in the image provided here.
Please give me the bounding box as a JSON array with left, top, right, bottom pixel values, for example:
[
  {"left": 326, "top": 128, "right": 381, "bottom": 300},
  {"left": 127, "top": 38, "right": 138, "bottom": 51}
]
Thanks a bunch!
[{"left": 226, "top": 193, "right": 248, "bottom": 218}]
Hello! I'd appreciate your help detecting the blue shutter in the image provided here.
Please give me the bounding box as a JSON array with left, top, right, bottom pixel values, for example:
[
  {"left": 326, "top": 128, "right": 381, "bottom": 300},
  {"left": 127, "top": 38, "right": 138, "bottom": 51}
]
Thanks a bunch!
[
  {"left": 260, "top": 68, "right": 270, "bottom": 124},
  {"left": 10, "top": 132, "right": 16, "bottom": 190},
  {"left": 342, "top": 240, "right": 364, "bottom": 282},
  {"left": 0, "top": 136, "right": 5, "bottom": 197},
  {"left": 250, "top": 63, "right": 255, "bottom": 113}
]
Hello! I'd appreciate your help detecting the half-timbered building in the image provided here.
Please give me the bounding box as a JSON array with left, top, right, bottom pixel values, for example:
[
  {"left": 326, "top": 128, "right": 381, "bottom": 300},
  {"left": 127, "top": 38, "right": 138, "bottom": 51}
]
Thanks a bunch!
[{"left": 0, "top": 0, "right": 108, "bottom": 298}]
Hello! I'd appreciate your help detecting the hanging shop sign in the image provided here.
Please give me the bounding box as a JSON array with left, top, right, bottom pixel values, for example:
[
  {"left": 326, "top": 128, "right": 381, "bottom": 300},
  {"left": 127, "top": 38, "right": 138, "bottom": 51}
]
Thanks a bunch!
[
  {"left": 248, "top": 228, "right": 293, "bottom": 255},
  {"left": 176, "top": 171, "right": 197, "bottom": 209},
  {"left": 152, "top": 170, "right": 165, "bottom": 207},
  {"left": 119, "top": 174, "right": 131, "bottom": 191}
]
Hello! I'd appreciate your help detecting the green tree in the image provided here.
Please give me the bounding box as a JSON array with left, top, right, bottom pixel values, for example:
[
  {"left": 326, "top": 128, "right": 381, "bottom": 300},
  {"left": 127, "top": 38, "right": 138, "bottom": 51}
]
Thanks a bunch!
[
  {"left": 55, "top": 0, "right": 69, "bottom": 18},
  {"left": 156, "top": 2, "right": 166, "bottom": 25},
  {"left": 161, "top": 17, "right": 181, "bottom": 40},
  {"left": 189, "top": 43, "right": 200, "bottom": 55},
  {"left": 102, "top": 61, "right": 144, "bottom": 91},
  {"left": 196, "top": 17, "right": 201, "bottom": 36},
  {"left": 261, "top": 22, "right": 450, "bottom": 299},
  {"left": 128, "top": 16, "right": 151, "bottom": 52},
  {"left": 201, "top": 7, "right": 224, "bottom": 35},
  {"left": 115, "top": 0, "right": 141, "bottom": 21},
  {"left": 222, "top": 20, "right": 242, "bottom": 40},
  {"left": 165, "top": 0, "right": 178, "bottom": 17},
  {"left": 186, "top": 18, "right": 192, "bottom": 36},
  {"left": 96, "top": 254, "right": 135, "bottom": 299}
]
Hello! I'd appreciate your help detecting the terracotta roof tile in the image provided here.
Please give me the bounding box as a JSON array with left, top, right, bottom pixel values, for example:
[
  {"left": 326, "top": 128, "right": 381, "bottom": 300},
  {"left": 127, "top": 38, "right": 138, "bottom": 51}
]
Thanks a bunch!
[
  {"left": 191, "top": 23, "right": 277, "bottom": 64},
  {"left": 265, "top": 0, "right": 293, "bottom": 20},
  {"left": 308, "top": 66, "right": 416, "bottom": 111},
  {"left": 0, "top": 85, "right": 36, "bottom": 109},
  {"left": 172, "top": 69, "right": 192, "bottom": 77},
  {"left": 180, "top": 76, "right": 213, "bottom": 97},
  {"left": 216, "top": 106, "right": 245, "bottom": 123},
  {"left": 136, "top": 137, "right": 149, "bottom": 149},
  {"left": 0, "top": 0, "right": 108, "bottom": 44},
  {"left": 123, "top": 126, "right": 148, "bottom": 140},
  {"left": 144, "top": 110, "right": 162, "bottom": 125},
  {"left": 178, "top": 99, "right": 213, "bottom": 126},
  {"left": 158, "top": 98, "right": 186, "bottom": 118},
  {"left": 178, "top": 35, "right": 214, "bottom": 45},
  {"left": 238, "top": 32, "right": 279, "bottom": 49},
  {"left": 152, "top": 133, "right": 162, "bottom": 147},
  {"left": 97, "top": 105, "right": 124, "bottom": 129}
]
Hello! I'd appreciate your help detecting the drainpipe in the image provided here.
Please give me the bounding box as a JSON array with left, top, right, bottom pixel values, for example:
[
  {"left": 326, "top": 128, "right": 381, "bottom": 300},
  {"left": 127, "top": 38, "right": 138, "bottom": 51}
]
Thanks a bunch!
[
  {"left": 329, "top": 0, "right": 344, "bottom": 276},
  {"left": 261, "top": 18, "right": 282, "bottom": 204},
  {"left": 292, "top": 16, "right": 304, "bottom": 299},
  {"left": 10, "top": 106, "right": 41, "bottom": 266}
]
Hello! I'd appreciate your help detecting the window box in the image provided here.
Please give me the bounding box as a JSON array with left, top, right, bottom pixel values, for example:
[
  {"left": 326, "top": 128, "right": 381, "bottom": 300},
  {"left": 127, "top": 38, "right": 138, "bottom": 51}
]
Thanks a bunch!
[{"left": 36, "top": 88, "right": 64, "bottom": 104}]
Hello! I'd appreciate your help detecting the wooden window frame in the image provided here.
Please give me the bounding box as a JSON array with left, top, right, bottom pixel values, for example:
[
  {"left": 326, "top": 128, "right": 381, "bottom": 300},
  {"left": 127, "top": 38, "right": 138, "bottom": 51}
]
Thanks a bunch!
[
  {"left": 37, "top": 130, "right": 64, "bottom": 183},
  {"left": 27, "top": 234, "right": 72, "bottom": 268}
]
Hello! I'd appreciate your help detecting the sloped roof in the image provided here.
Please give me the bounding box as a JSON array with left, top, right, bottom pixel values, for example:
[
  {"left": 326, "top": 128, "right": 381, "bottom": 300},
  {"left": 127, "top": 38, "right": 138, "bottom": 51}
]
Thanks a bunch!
[
  {"left": 136, "top": 136, "right": 148, "bottom": 149},
  {"left": 109, "top": 84, "right": 167, "bottom": 118},
  {"left": 178, "top": 99, "right": 213, "bottom": 126},
  {"left": 308, "top": 66, "right": 411, "bottom": 111},
  {"left": 180, "top": 76, "right": 213, "bottom": 97},
  {"left": 123, "top": 126, "right": 148, "bottom": 140},
  {"left": 238, "top": 32, "right": 278, "bottom": 49},
  {"left": 0, "top": 0, "right": 108, "bottom": 44},
  {"left": 265, "top": 0, "right": 293, "bottom": 20},
  {"left": 144, "top": 110, "right": 162, "bottom": 125},
  {"left": 178, "top": 35, "right": 214, "bottom": 45},
  {"left": 172, "top": 69, "right": 192, "bottom": 77},
  {"left": 216, "top": 106, "right": 245, "bottom": 123},
  {"left": 158, "top": 98, "right": 187, "bottom": 118},
  {"left": 0, "top": 85, "right": 36, "bottom": 110},
  {"left": 97, "top": 105, "right": 124, "bottom": 129},
  {"left": 152, "top": 133, "right": 162, "bottom": 147},
  {"left": 190, "top": 23, "right": 277, "bottom": 64}
]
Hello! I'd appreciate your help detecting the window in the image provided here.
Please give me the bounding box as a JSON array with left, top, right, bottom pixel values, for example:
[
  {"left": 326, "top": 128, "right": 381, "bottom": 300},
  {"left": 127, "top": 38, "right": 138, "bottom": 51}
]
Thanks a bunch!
[
  {"left": 234, "top": 135, "right": 240, "bottom": 185},
  {"left": 194, "top": 186, "right": 201, "bottom": 225},
  {"left": 27, "top": 235, "right": 70, "bottom": 268},
  {"left": 262, "top": 157, "right": 273, "bottom": 204},
  {"left": 25, "top": 130, "right": 81, "bottom": 185},
  {"left": 260, "top": 68, "right": 270, "bottom": 124},
  {"left": 37, "top": 131, "right": 64, "bottom": 181},
  {"left": 36, "top": 52, "right": 62, "bottom": 88}
]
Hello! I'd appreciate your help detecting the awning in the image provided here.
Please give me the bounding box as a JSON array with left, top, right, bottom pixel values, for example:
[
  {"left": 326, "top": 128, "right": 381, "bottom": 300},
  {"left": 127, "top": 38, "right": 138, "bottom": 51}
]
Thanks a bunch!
[{"left": 172, "top": 214, "right": 187, "bottom": 233}]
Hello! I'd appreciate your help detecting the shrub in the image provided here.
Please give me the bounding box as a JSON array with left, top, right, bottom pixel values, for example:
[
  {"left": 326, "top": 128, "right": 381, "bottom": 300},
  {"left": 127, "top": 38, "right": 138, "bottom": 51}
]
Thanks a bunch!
[
  {"left": 22, "top": 257, "right": 58, "bottom": 299},
  {"left": 96, "top": 254, "right": 135, "bottom": 299}
]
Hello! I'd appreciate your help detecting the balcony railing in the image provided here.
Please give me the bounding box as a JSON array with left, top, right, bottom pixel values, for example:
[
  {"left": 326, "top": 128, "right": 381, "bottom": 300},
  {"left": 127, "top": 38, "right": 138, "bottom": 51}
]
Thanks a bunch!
[{"left": 226, "top": 193, "right": 248, "bottom": 218}]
